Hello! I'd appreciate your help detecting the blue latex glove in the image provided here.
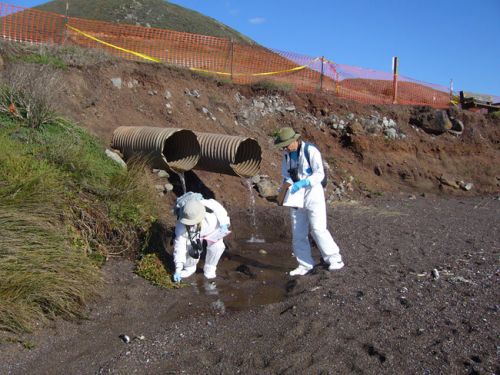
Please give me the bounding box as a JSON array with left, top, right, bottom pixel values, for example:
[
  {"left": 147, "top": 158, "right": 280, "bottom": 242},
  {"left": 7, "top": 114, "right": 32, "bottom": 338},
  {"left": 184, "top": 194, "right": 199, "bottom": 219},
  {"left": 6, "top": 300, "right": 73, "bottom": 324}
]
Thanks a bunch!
[
  {"left": 173, "top": 272, "right": 182, "bottom": 283},
  {"left": 290, "top": 179, "right": 310, "bottom": 194},
  {"left": 220, "top": 224, "right": 230, "bottom": 234}
]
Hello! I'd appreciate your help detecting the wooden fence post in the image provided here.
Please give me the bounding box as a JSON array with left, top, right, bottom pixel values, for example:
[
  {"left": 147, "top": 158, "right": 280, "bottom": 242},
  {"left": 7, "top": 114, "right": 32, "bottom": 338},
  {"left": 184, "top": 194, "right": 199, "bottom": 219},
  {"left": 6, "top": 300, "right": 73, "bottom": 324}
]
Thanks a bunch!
[
  {"left": 392, "top": 56, "right": 398, "bottom": 104},
  {"left": 62, "top": 1, "right": 69, "bottom": 45},
  {"left": 230, "top": 39, "right": 234, "bottom": 83},
  {"left": 319, "top": 56, "right": 324, "bottom": 92}
]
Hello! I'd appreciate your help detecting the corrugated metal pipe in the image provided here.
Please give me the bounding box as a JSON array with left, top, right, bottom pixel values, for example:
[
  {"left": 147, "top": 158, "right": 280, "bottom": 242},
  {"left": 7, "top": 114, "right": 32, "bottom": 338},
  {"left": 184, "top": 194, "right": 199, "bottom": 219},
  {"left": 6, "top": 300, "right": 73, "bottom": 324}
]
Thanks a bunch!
[
  {"left": 194, "top": 132, "right": 261, "bottom": 177},
  {"left": 111, "top": 126, "right": 200, "bottom": 172}
]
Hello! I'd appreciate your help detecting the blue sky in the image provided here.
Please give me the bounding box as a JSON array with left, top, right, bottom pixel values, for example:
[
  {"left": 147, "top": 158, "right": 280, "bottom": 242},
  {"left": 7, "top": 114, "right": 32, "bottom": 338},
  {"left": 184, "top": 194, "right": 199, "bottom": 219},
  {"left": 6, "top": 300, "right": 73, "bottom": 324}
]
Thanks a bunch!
[{"left": 10, "top": 0, "right": 500, "bottom": 96}]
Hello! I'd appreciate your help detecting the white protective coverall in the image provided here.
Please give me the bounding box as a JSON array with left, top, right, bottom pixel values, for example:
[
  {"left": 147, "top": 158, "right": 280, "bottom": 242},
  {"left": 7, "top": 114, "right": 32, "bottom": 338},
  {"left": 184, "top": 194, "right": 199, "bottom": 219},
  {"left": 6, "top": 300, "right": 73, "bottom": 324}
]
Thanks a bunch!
[
  {"left": 173, "top": 198, "right": 230, "bottom": 278},
  {"left": 282, "top": 142, "right": 343, "bottom": 269}
]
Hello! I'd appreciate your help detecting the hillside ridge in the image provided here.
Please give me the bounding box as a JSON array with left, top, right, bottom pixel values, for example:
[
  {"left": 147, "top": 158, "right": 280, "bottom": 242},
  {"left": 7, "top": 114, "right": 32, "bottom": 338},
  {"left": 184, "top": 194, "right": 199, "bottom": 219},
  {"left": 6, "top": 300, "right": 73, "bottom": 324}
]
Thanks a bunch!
[{"left": 35, "top": 0, "right": 255, "bottom": 44}]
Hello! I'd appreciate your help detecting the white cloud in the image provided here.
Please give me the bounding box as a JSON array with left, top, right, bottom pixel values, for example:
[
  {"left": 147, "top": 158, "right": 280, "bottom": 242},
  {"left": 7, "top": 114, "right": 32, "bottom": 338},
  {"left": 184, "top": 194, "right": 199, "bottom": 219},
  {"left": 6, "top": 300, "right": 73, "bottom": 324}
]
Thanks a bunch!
[{"left": 249, "top": 17, "right": 266, "bottom": 25}]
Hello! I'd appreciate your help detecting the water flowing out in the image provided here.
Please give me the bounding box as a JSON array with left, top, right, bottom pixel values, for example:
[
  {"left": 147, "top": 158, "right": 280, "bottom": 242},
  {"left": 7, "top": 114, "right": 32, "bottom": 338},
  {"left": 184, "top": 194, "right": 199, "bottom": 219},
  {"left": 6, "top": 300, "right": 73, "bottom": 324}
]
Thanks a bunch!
[
  {"left": 245, "top": 179, "right": 265, "bottom": 243},
  {"left": 175, "top": 171, "right": 186, "bottom": 194}
]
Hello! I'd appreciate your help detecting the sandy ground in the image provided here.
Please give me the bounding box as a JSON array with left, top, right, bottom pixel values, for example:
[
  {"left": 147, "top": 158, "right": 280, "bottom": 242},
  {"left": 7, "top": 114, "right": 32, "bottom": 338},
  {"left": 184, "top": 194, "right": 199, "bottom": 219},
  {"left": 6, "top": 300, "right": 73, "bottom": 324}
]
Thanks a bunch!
[{"left": 1, "top": 194, "right": 498, "bottom": 374}]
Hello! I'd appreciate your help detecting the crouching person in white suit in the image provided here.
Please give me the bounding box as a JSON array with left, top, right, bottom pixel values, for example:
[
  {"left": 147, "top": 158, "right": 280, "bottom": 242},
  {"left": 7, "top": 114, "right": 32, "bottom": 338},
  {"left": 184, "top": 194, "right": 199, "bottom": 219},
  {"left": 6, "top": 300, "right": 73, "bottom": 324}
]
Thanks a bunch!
[{"left": 172, "top": 196, "right": 230, "bottom": 282}]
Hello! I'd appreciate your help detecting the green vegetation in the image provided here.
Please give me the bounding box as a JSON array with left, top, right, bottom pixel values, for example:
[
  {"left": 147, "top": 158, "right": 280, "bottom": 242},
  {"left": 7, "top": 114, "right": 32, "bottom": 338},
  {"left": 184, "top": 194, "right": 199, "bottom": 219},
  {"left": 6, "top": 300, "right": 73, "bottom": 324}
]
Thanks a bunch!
[
  {"left": 250, "top": 80, "right": 294, "bottom": 94},
  {"left": 0, "top": 110, "right": 158, "bottom": 339},
  {"left": 136, "top": 253, "right": 181, "bottom": 289},
  {"left": 9, "top": 53, "right": 67, "bottom": 70},
  {"left": 0, "top": 40, "right": 114, "bottom": 69},
  {"left": 35, "top": 0, "right": 255, "bottom": 45}
]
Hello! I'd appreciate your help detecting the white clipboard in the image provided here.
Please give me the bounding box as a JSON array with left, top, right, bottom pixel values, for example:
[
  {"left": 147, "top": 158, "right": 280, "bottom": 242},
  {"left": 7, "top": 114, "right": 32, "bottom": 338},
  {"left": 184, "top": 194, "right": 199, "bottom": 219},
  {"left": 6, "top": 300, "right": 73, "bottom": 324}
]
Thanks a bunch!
[
  {"left": 203, "top": 228, "right": 231, "bottom": 245},
  {"left": 282, "top": 185, "right": 304, "bottom": 208}
]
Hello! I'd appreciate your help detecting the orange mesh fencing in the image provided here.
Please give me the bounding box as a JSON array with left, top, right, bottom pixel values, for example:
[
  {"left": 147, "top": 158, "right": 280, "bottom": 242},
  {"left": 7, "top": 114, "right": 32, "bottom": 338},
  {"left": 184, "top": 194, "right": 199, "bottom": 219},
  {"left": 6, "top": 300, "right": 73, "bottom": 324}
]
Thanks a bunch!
[{"left": 0, "top": 2, "right": 451, "bottom": 108}]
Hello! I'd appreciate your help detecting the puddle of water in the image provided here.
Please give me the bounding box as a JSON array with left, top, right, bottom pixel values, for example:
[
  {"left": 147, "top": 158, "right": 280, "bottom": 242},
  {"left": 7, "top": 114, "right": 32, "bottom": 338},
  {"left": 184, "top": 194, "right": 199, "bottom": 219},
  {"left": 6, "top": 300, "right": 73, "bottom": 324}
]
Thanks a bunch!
[
  {"left": 246, "top": 235, "right": 266, "bottom": 244},
  {"left": 190, "top": 241, "right": 294, "bottom": 311}
]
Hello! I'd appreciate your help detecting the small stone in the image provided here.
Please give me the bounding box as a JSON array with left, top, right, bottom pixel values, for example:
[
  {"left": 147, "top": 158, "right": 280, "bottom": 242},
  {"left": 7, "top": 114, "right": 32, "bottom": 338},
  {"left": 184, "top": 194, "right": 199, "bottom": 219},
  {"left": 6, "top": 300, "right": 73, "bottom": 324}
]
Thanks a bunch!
[
  {"left": 105, "top": 149, "right": 127, "bottom": 169},
  {"left": 164, "top": 90, "right": 172, "bottom": 99},
  {"left": 253, "top": 100, "right": 265, "bottom": 109},
  {"left": 251, "top": 175, "right": 261, "bottom": 184},
  {"left": 458, "top": 181, "right": 473, "bottom": 191},
  {"left": 157, "top": 170, "right": 169, "bottom": 178},
  {"left": 119, "top": 334, "right": 130, "bottom": 343},
  {"left": 258, "top": 249, "right": 267, "bottom": 255},
  {"left": 164, "top": 183, "right": 174, "bottom": 192},
  {"left": 431, "top": 268, "right": 440, "bottom": 280},
  {"left": 111, "top": 77, "right": 122, "bottom": 89},
  {"left": 285, "top": 105, "right": 296, "bottom": 112},
  {"left": 384, "top": 128, "right": 398, "bottom": 139},
  {"left": 234, "top": 92, "right": 244, "bottom": 102}
]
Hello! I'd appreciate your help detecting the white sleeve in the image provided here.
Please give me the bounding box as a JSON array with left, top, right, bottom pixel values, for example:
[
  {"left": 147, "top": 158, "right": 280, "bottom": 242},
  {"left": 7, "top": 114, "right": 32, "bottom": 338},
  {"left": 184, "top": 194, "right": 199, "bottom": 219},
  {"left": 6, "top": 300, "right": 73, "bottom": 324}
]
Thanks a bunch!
[
  {"left": 173, "top": 222, "right": 188, "bottom": 271},
  {"left": 202, "top": 199, "right": 230, "bottom": 227},
  {"left": 306, "top": 145, "right": 325, "bottom": 187}
]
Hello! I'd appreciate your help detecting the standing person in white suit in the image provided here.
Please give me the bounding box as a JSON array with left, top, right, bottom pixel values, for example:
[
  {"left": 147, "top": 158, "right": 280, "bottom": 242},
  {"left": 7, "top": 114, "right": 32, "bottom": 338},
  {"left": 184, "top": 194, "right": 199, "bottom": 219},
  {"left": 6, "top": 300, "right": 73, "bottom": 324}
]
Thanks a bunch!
[
  {"left": 172, "top": 193, "right": 230, "bottom": 282},
  {"left": 274, "top": 127, "right": 344, "bottom": 276}
]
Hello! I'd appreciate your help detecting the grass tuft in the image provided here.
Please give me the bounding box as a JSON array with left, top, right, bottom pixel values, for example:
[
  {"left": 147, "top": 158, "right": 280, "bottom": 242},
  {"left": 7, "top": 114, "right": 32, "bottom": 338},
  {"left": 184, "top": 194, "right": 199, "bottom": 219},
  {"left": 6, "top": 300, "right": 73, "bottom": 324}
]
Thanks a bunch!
[
  {"left": 0, "top": 205, "right": 101, "bottom": 334},
  {"left": 135, "top": 253, "right": 182, "bottom": 289},
  {"left": 250, "top": 79, "right": 294, "bottom": 94},
  {"left": 0, "top": 113, "right": 158, "bottom": 338}
]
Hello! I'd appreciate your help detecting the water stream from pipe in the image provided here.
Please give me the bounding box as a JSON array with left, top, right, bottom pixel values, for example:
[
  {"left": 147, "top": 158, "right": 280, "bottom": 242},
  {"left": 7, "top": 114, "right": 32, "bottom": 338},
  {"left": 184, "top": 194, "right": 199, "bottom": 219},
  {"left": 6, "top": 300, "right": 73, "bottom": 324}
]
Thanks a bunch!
[
  {"left": 175, "top": 171, "right": 187, "bottom": 194},
  {"left": 245, "top": 179, "right": 265, "bottom": 243}
]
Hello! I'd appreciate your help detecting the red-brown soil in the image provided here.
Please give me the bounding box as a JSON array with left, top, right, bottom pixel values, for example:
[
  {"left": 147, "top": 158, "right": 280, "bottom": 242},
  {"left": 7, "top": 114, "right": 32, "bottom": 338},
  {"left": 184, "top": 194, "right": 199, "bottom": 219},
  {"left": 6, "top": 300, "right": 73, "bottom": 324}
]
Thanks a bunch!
[{"left": 0, "top": 59, "right": 498, "bottom": 374}]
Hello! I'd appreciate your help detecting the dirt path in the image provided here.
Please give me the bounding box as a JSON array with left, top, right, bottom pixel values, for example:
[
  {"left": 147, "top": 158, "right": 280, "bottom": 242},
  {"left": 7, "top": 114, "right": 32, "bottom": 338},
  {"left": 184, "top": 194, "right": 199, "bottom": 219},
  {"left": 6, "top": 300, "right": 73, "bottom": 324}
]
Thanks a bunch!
[{"left": 1, "top": 195, "right": 498, "bottom": 374}]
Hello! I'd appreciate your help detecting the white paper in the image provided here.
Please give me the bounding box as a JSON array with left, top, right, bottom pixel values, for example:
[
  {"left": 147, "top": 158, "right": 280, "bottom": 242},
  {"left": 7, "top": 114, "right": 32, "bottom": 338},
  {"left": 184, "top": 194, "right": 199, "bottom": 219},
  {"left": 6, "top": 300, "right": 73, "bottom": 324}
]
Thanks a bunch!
[
  {"left": 282, "top": 186, "right": 304, "bottom": 208},
  {"left": 203, "top": 228, "right": 231, "bottom": 245}
]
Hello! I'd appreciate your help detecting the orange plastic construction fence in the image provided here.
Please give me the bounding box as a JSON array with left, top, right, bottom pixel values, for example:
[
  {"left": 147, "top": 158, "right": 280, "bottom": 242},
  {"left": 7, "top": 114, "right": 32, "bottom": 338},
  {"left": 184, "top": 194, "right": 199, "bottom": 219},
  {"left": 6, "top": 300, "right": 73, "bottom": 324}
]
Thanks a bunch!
[{"left": 0, "top": 2, "right": 451, "bottom": 108}]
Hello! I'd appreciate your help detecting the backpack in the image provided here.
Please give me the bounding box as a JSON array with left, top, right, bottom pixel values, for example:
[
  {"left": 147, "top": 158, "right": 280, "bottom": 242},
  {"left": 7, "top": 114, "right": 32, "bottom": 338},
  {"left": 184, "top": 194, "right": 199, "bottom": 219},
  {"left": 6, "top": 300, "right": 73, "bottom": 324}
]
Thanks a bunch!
[{"left": 304, "top": 143, "right": 328, "bottom": 188}]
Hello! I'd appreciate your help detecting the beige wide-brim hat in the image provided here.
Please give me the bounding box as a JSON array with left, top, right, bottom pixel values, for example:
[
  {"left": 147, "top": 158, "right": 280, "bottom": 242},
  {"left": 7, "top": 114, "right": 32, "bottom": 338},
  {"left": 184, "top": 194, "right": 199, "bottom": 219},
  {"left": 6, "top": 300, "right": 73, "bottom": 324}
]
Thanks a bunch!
[
  {"left": 274, "top": 127, "right": 300, "bottom": 148},
  {"left": 180, "top": 200, "right": 206, "bottom": 225}
]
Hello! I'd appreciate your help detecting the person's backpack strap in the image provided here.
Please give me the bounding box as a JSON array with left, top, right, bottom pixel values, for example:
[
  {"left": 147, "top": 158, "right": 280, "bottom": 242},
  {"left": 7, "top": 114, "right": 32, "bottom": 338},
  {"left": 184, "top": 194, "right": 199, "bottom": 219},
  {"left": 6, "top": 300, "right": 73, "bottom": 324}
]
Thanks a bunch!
[
  {"left": 304, "top": 142, "right": 327, "bottom": 188},
  {"left": 304, "top": 142, "right": 311, "bottom": 167}
]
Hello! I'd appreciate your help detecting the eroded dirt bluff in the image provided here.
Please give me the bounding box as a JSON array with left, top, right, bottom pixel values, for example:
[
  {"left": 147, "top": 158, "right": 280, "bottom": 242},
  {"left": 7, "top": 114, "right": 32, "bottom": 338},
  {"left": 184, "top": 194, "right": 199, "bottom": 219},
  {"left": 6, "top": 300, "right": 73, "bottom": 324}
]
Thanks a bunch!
[{"left": 49, "top": 60, "right": 499, "bottom": 209}]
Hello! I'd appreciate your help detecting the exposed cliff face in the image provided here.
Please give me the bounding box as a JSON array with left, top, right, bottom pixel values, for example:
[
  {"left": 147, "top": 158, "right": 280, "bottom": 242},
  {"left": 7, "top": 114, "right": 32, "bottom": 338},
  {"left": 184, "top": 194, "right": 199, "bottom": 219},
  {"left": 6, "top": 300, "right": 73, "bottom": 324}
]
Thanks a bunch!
[{"left": 44, "top": 59, "right": 499, "bottom": 212}]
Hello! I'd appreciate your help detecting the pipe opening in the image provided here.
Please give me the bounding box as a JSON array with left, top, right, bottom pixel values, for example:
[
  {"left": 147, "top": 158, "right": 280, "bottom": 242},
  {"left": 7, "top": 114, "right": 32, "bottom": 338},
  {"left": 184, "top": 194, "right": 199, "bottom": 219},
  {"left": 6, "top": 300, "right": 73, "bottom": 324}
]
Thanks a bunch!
[
  {"left": 111, "top": 127, "right": 200, "bottom": 172},
  {"left": 162, "top": 130, "right": 201, "bottom": 172},
  {"left": 231, "top": 138, "right": 262, "bottom": 177}
]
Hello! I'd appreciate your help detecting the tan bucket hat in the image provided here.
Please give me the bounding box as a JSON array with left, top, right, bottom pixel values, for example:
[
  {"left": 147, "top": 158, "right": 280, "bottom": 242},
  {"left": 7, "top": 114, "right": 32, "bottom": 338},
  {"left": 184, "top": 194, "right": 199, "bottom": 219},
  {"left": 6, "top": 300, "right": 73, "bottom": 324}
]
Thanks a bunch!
[
  {"left": 180, "top": 200, "right": 206, "bottom": 225},
  {"left": 274, "top": 127, "right": 300, "bottom": 148}
]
